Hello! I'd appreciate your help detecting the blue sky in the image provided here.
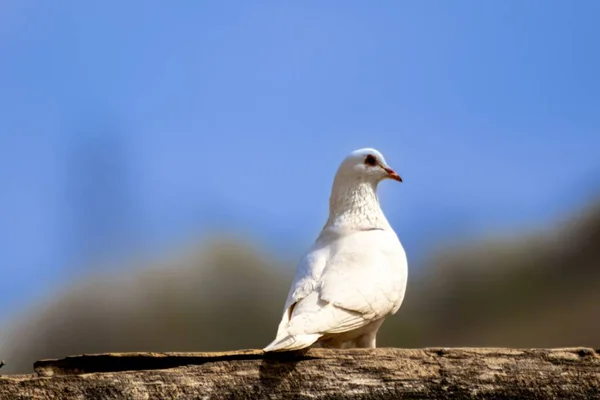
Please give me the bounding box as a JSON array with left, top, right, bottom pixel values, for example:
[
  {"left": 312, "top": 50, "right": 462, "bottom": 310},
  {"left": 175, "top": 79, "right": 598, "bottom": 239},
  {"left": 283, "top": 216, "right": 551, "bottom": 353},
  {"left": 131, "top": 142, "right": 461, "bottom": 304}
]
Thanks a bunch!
[{"left": 1, "top": 1, "right": 599, "bottom": 320}]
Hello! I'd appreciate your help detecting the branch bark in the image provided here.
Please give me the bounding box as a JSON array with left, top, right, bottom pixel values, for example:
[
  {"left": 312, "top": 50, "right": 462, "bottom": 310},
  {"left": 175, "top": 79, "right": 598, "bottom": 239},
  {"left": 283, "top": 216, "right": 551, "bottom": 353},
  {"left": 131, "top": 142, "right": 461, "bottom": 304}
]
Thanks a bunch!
[{"left": 1, "top": 348, "right": 599, "bottom": 399}]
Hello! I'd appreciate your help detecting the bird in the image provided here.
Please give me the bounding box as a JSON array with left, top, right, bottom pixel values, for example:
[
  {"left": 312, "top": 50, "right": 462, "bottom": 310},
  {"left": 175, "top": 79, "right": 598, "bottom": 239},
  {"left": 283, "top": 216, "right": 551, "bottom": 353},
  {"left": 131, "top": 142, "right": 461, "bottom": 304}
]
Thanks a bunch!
[{"left": 263, "top": 148, "right": 408, "bottom": 352}]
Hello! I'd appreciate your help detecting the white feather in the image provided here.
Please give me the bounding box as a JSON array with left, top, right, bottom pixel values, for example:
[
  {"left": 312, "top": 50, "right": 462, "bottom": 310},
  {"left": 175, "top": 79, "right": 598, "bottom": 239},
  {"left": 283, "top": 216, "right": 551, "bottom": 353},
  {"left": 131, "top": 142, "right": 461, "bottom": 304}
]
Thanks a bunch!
[{"left": 264, "top": 148, "right": 408, "bottom": 352}]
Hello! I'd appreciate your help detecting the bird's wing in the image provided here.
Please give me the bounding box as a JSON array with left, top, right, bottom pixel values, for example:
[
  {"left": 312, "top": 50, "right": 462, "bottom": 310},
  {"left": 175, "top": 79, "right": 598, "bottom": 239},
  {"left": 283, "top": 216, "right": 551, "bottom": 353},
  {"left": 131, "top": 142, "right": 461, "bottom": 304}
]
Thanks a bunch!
[
  {"left": 269, "top": 242, "right": 330, "bottom": 339},
  {"left": 287, "top": 229, "right": 407, "bottom": 336}
]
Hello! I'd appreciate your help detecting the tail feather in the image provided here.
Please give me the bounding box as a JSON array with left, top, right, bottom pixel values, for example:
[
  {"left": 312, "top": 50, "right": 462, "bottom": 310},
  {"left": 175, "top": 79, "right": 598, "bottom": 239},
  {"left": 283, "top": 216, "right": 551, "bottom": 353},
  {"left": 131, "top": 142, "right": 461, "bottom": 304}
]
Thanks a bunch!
[{"left": 263, "top": 333, "right": 321, "bottom": 352}]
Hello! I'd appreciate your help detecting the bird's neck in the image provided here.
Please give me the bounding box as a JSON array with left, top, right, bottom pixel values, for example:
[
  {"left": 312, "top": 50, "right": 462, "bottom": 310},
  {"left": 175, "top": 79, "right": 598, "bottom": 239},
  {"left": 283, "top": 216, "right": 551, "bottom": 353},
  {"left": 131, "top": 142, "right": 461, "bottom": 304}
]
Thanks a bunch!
[{"left": 323, "top": 177, "right": 390, "bottom": 233}]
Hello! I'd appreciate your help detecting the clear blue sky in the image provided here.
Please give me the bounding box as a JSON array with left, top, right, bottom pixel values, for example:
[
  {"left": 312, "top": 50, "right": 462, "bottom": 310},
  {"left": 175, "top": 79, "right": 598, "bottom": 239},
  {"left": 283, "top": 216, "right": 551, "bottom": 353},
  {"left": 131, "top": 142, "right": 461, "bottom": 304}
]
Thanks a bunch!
[{"left": 1, "top": 1, "right": 599, "bottom": 320}]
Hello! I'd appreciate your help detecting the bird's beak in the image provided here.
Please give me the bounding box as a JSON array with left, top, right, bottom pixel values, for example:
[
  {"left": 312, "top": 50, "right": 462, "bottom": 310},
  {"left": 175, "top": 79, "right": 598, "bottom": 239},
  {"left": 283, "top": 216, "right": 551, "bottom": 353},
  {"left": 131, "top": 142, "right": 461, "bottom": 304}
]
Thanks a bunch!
[{"left": 382, "top": 166, "right": 402, "bottom": 182}]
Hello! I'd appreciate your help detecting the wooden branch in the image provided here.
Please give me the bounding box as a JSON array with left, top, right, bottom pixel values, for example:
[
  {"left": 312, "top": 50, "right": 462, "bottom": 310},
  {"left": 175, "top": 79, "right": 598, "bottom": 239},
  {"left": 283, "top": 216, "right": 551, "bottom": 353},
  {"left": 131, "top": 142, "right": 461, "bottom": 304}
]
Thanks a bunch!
[{"left": 1, "top": 348, "right": 600, "bottom": 399}]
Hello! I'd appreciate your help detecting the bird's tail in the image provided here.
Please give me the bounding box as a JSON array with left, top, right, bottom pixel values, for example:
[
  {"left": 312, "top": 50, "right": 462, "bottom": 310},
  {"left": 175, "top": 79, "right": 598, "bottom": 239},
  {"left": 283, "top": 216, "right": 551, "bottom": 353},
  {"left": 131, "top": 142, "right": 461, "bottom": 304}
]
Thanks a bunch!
[{"left": 263, "top": 333, "right": 321, "bottom": 352}]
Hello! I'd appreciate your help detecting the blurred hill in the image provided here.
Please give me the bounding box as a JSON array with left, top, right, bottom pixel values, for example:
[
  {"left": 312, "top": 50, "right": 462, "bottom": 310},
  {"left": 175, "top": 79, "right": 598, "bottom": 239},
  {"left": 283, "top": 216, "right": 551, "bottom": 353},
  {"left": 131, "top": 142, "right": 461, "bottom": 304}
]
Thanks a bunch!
[
  {"left": 385, "top": 200, "right": 600, "bottom": 348},
  {"left": 1, "top": 201, "right": 599, "bottom": 374}
]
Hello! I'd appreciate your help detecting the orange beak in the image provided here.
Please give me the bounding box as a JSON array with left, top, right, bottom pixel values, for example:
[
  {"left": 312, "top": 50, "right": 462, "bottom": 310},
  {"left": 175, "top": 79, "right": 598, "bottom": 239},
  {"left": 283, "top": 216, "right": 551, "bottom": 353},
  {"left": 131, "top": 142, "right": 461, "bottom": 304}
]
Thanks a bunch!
[{"left": 383, "top": 167, "right": 402, "bottom": 182}]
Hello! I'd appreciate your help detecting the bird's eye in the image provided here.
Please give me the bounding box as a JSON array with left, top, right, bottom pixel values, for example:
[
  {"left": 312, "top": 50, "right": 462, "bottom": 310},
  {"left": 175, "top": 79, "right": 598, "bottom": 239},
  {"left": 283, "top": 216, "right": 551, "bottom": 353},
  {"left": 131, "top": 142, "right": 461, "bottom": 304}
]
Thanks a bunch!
[{"left": 364, "top": 155, "right": 377, "bottom": 166}]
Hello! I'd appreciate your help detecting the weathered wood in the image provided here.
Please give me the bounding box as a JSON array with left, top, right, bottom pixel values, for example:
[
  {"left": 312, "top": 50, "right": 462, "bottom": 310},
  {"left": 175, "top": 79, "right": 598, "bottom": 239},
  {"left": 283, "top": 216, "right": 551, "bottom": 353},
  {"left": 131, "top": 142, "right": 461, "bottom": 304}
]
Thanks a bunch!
[{"left": 1, "top": 348, "right": 599, "bottom": 399}]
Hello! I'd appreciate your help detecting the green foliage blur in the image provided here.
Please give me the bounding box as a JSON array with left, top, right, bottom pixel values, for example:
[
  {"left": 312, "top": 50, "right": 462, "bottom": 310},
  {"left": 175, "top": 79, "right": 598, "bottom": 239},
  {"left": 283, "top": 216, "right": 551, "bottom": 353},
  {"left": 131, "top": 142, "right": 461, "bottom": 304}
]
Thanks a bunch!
[{"left": 1, "top": 202, "right": 599, "bottom": 374}]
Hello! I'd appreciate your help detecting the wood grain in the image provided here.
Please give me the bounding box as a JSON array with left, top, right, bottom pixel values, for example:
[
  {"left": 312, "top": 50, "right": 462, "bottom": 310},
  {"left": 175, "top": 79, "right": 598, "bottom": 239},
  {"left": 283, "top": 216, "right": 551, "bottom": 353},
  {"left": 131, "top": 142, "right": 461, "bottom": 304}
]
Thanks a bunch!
[{"left": 1, "top": 348, "right": 599, "bottom": 399}]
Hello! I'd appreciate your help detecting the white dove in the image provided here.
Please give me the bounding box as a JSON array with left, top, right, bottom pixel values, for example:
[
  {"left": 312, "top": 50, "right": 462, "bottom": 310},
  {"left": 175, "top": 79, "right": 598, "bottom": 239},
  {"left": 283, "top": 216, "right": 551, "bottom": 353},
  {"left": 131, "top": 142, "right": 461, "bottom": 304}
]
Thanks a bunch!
[{"left": 264, "top": 148, "right": 408, "bottom": 352}]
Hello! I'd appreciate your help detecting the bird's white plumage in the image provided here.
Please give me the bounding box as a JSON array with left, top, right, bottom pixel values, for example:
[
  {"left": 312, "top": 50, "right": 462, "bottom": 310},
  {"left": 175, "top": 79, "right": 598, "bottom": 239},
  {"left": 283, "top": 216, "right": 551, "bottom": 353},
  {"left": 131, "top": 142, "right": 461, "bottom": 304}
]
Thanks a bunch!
[{"left": 264, "top": 148, "right": 408, "bottom": 352}]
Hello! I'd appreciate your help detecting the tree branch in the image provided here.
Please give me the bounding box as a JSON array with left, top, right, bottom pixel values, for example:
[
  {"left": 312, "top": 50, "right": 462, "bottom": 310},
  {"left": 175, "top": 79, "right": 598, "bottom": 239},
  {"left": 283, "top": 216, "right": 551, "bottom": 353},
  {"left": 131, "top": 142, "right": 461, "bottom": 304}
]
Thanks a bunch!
[{"left": 1, "top": 348, "right": 599, "bottom": 399}]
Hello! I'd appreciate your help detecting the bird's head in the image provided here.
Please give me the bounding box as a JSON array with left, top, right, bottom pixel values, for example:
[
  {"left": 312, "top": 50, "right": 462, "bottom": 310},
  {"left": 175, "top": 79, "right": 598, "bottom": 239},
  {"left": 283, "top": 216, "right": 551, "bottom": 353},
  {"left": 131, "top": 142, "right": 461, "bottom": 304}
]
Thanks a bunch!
[{"left": 337, "top": 148, "right": 402, "bottom": 184}]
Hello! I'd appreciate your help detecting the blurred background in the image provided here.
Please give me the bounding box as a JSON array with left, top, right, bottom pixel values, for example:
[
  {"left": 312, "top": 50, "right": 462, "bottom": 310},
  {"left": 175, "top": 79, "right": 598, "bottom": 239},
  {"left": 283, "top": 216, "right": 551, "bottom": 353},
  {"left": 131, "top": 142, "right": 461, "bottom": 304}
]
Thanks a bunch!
[{"left": 1, "top": 2, "right": 599, "bottom": 374}]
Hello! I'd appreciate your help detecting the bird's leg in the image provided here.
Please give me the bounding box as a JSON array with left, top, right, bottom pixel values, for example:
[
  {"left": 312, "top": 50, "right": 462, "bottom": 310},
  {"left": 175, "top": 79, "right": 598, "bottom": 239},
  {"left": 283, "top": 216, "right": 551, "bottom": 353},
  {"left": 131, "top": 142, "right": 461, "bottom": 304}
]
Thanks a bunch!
[{"left": 354, "top": 333, "right": 377, "bottom": 348}]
